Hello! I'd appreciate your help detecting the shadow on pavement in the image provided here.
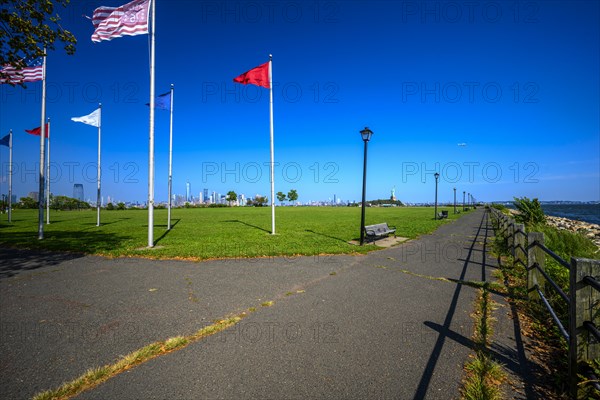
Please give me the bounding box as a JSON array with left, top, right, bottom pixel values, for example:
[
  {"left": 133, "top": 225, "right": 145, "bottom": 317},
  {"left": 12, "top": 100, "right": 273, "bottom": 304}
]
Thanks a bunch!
[
  {"left": 413, "top": 210, "right": 488, "bottom": 399},
  {"left": 0, "top": 230, "right": 131, "bottom": 280},
  {"left": 0, "top": 247, "right": 83, "bottom": 280}
]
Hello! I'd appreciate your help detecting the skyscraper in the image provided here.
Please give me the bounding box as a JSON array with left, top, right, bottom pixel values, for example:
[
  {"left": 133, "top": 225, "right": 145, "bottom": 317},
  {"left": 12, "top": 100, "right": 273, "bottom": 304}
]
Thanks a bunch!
[
  {"left": 186, "top": 181, "right": 191, "bottom": 202},
  {"left": 73, "top": 184, "right": 84, "bottom": 201}
]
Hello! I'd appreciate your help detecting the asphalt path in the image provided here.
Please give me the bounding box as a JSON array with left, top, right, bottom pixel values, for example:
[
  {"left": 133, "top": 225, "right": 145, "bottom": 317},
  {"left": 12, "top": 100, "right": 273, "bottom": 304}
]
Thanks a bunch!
[{"left": 0, "top": 209, "right": 526, "bottom": 399}]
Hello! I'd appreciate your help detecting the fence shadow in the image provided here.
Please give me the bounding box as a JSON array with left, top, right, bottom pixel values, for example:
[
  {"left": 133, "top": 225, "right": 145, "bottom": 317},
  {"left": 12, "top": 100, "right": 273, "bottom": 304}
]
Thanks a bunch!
[{"left": 413, "top": 210, "right": 487, "bottom": 399}]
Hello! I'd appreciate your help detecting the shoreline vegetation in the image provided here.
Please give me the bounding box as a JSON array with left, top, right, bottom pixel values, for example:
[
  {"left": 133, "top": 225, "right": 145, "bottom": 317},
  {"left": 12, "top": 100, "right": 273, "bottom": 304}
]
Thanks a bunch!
[
  {"left": 506, "top": 208, "right": 600, "bottom": 250},
  {"left": 492, "top": 199, "right": 600, "bottom": 398}
]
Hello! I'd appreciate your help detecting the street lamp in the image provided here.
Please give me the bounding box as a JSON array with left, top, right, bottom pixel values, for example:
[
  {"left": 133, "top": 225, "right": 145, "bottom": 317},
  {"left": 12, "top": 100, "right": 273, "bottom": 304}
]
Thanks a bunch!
[
  {"left": 359, "top": 127, "right": 373, "bottom": 246},
  {"left": 453, "top": 187, "right": 457, "bottom": 214},
  {"left": 434, "top": 172, "right": 440, "bottom": 220},
  {"left": 463, "top": 191, "right": 466, "bottom": 211}
]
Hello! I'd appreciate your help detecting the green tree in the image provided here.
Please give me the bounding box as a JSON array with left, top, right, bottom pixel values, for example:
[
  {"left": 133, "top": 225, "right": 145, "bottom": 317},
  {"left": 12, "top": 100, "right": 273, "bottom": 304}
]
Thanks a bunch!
[
  {"left": 253, "top": 196, "right": 268, "bottom": 207},
  {"left": 226, "top": 191, "right": 237, "bottom": 206},
  {"left": 116, "top": 202, "right": 126, "bottom": 210},
  {"left": 513, "top": 197, "right": 546, "bottom": 226},
  {"left": 19, "top": 196, "right": 38, "bottom": 209},
  {"left": 1, "top": 0, "right": 77, "bottom": 86},
  {"left": 287, "top": 189, "right": 298, "bottom": 205},
  {"left": 276, "top": 191, "right": 286, "bottom": 205},
  {"left": 106, "top": 202, "right": 114, "bottom": 210}
]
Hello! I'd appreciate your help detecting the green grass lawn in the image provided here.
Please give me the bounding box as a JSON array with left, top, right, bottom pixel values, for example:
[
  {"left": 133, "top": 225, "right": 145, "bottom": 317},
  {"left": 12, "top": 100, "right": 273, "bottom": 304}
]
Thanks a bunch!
[{"left": 0, "top": 206, "right": 471, "bottom": 260}]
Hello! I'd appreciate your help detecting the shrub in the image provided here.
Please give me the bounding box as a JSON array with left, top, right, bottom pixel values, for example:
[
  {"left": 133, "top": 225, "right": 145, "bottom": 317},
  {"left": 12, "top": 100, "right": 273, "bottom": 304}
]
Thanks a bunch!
[{"left": 513, "top": 197, "right": 545, "bottom": 225}]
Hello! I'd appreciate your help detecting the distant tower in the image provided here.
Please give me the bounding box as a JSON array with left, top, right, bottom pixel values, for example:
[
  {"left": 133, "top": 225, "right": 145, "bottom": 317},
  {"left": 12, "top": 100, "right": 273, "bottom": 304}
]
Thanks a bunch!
[
  {"left": 391, "top": 186, "right": 397, "bottom": 201},
  {"left": 186, "top": 181, "right": 191, "bottom": 202},
  {"left": 73, "top": 184, "right": 84, "bottom": 201},
  {"left": 203, "top": 189, "right": 209, "bottom": 203}
]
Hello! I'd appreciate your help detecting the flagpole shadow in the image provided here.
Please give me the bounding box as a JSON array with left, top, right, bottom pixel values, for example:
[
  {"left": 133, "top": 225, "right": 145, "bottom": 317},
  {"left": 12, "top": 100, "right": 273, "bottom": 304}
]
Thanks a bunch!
[
  {"left": 153, "top": 219, "right": 181, "bottom": 246},
  {"left": 223, "top": 219, "right": 270, "bottom": 234}
]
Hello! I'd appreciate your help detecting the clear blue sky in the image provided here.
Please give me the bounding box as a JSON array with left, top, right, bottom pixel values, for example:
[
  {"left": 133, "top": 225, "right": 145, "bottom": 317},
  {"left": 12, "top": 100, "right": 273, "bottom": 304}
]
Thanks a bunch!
[{"left": 1, "top": 0, "right": 599, "bottom": 204}]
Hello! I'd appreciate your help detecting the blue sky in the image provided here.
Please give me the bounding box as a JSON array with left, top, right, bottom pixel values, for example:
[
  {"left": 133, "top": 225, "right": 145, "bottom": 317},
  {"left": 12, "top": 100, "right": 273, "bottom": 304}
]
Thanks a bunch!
[{"left": 1, "top": 0, "right": 599, "bottom": 204}]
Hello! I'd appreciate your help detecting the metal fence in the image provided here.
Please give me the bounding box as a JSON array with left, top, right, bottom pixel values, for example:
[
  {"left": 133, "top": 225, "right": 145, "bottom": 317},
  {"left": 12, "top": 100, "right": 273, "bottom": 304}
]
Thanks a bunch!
[{"left": 489, "top": 207, "right": 600, "bottom": 398}]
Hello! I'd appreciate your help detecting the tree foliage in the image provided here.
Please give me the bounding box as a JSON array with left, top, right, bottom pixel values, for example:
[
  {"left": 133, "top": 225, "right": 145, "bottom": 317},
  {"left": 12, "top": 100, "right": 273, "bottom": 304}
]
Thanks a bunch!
[
  {"left": 1, "top": 0, "right": 77, "bottom": 85},
  {"left": 50, "top": 195, "right": 91, "bottom": 210},
  {"left": 287, "top": 189, "right": 298, "bottom": 203},
  {"left": 226, "top": 191, "right": 237, "bottom": 205},
  {"left": 276, "top": 191, "right": 286, "bottom": 204},
  {"left": 248, "top": 196, "right": 268, "bottom": 207},
  {"left": 513, "top": 196, "right": 546, "bottom": 225},
  {"left": 18, "top": 196, "right": 38, "bottom": 209}
]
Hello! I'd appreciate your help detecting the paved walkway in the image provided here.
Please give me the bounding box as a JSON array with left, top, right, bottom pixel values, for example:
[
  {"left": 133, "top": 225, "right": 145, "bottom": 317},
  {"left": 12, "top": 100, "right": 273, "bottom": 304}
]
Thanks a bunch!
[{"left": 0, "top": 209, "right": 530, "bottom": 399}]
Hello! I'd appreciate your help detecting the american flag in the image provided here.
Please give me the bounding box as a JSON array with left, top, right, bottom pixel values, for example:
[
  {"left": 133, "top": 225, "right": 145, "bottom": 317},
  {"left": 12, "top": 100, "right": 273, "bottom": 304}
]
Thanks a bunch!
[
  {"left": 0, "top": 58, "right": 43, "bottom": 84},
  {"left": 91, "top": 0, "right": 150, "bottom": 43}
]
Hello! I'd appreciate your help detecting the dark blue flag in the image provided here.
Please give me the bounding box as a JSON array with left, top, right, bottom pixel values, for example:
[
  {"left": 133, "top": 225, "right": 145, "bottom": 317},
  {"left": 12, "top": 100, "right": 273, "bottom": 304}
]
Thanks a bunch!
[
  {"left": 145, "top": 91, "right": 171, "bottom": 110},
  {"left": 0, "top": 133, "right": 9, "bottom": 147}
]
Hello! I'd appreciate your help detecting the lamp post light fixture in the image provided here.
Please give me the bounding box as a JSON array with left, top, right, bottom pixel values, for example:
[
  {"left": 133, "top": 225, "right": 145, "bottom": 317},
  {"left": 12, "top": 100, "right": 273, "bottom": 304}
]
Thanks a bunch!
[
  {"left": 453, "top": 187, "right": 457, "bottom": 214},
  {"left": 434, "top": 172, "right": 440, "bottom": 220},
  {"left": 359, "top": 127, "right": 373, "bottom": 246}
]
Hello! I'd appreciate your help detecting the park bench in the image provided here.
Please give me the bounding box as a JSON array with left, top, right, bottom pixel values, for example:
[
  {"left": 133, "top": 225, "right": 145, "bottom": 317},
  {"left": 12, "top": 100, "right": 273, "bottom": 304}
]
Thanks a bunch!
[
  {"left": 437, "top": 210, "right": 449, "bottom": 219},
  {"left": 364, "top": 222, "right": 396, "bottom": 242}
]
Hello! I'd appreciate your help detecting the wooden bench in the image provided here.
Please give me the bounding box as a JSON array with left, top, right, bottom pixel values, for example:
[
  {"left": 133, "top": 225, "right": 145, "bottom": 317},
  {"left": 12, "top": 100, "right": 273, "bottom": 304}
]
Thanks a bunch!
[
  {"left": 437, "top": 210, "right": 449, "bottom": 219},
  {"left": 364, "top": 223, "right": 396, "bottom": 242}
]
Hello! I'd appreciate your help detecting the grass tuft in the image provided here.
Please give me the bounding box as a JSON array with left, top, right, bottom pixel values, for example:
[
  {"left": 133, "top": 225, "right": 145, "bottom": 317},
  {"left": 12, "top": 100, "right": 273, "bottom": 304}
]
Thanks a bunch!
[{"left": 32, "top": 314, "right": 247, "bottom": 400}]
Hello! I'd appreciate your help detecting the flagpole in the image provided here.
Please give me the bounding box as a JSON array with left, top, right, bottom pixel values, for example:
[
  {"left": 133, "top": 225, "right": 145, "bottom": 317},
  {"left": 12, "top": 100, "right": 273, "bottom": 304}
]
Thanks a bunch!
[
  {"left": 38, "top": 49, "right": 47, "bottom": 240},
  {"left": 8, "top": 129, "right": 12, "bottom": 223},
  {"left": 97, "top": 103, "right": 102, "bottom": 227},
  {"left": 148, "top": 0, "right": 156, "bottom": 247},
  {"left": 269, "top": 54, "right": 275, "bottom": 235},
  {"left": 46, "top": 118, "right": 50, "bottom": 224},
  {"left": 167, "top": 83, "right": 174, "bottom": 230}
]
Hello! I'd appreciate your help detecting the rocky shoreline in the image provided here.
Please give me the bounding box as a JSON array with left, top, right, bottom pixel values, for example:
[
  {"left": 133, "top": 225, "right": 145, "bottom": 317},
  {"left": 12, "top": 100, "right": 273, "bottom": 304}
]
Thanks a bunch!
[
  {"left": 545, "top": 215, "right": 600, "bottom": 249},
  {"left": 506, "top": 209, "right": 600, "bottom": 249}
]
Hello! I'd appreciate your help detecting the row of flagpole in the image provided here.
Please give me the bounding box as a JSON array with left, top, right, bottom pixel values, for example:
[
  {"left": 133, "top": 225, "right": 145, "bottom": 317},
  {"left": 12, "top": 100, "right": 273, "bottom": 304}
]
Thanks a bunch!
[{"left": 2, "top": 0, "right": 275, "bottom": 247}]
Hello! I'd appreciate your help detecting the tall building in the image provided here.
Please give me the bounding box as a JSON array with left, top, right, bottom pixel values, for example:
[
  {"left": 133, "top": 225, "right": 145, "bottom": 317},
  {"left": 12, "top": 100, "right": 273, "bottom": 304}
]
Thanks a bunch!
[
  {"left": 73, "top": 184, "right": 84, "bottom": 201},
  {"left": 28, "top": 191, "right": 39, "bottom": 201},
  {"left": 198, "top": 191, "right": 204, "bottom": 204},
  {"left": 186, "top": 181, "right": 191, "bottom": 202},
  {"left": 203, "top": 188, "right": 209, "bottom": 203}
]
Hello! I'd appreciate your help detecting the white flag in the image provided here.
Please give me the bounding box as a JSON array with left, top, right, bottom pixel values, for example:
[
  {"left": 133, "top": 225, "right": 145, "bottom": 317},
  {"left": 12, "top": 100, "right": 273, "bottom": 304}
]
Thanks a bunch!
[{"left": 71, "top": 109, "right": 100, "bottom": 127}]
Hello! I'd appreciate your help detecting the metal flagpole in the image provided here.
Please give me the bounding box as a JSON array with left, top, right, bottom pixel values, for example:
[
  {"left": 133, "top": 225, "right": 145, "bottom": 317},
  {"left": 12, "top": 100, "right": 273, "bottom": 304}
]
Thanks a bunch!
[
  {"left": 269, "top": 54, "right": 275, "bottom": 235},
  {"left": 46, "top": 118, "right": 50, "bottom": 224},
  {"left": 38, "top": 49, "right": 47, "bottom": 240},
  {"left": 8, "top": 129, "right": 13, "bottom": 223},
  {"left": 148, "top": 0, "right": 156, "bottom": 247},
  {"left": 167, "top": 83, "right": 174, "bottom": 230},
  {"left": 97, "top": 104, "right": 102, "bottom": 227}
]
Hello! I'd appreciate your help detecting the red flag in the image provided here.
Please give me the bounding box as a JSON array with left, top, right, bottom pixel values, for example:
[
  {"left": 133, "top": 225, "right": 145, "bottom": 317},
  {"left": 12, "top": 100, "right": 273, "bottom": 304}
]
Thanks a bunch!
[
  {"left": 233, "top": 61, "right": 270, "bottom": 89},
  {"left": 25, "top": 124, "right": 49, "bottom": 138}
]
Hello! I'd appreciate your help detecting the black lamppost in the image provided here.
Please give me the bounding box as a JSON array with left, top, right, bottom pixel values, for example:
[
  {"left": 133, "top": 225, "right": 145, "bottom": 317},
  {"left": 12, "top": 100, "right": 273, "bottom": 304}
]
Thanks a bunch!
[
  {"left": 359, "top": 127, "right": 373, "bottom": 245},
  {"left": 453, "top": 187, "right": 457, "bottom": 214},
  {"left": 463, "top": 191, "right": 466, "bottom": 211},
  {"left": 434, "top": 172, "right": 440, "bottom": 219}
]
